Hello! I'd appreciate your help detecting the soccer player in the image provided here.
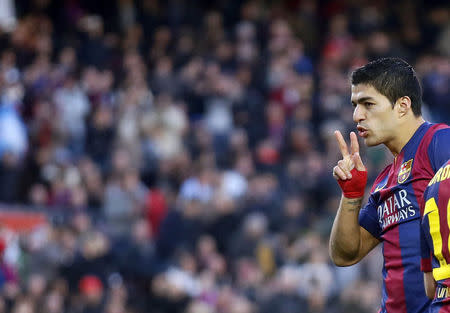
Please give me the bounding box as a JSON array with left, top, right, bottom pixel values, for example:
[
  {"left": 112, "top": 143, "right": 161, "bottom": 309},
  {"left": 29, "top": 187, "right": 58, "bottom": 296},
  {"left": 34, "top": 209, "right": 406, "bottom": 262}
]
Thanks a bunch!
[
  {"left": 420, "top": 160, "right": 450, "bottom": 311},
  {"left": 329, "top": 58, "right": 450, "bottom": 313}
]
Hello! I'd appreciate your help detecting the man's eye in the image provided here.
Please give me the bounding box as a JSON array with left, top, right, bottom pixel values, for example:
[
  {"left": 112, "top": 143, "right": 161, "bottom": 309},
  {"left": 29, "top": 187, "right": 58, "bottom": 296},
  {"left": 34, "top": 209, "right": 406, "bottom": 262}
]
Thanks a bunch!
[{"left": 365, "top": 102, "right": 374, "bottom": 106}]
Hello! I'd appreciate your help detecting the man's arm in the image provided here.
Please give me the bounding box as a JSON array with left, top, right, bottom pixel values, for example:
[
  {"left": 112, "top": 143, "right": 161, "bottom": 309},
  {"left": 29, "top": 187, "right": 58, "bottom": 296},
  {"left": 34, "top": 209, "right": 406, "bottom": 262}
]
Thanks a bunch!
[
  {"left": 420, "top": 212, "right": 434, "bottom": 298},
  {"left": 423, "top": 272, "right": 436, "bottom": 299},
  {"left": 329, "top": 131, "right": 380, "bottom": 266},
  {"left": 329, "top": 196, "right": 380, "bottom": 266}
]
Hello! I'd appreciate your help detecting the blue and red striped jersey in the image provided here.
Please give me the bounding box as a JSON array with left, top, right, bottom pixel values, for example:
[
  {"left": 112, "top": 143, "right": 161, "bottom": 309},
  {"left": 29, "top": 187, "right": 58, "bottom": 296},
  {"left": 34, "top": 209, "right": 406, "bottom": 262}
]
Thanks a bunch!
[
  {"left": 359, "top": 122, "right": 450, "bottom": 313},
  {"left": 420, "top": 159, "right": 450, "bottom": 312}
]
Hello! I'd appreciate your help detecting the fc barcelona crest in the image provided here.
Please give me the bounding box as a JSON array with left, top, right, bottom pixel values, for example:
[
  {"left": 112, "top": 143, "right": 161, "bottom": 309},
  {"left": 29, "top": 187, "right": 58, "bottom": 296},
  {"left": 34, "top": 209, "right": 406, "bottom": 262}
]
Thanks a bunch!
[{"left": 398, "top": 159, "right": 413, "bottom": 183}]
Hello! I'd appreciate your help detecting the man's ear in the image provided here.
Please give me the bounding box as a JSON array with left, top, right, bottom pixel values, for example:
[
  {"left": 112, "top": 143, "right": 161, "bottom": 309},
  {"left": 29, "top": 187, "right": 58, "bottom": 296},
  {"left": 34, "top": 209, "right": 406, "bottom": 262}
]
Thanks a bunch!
[{"left": 396, "top": 96, "right": 412, "bottom": 117}]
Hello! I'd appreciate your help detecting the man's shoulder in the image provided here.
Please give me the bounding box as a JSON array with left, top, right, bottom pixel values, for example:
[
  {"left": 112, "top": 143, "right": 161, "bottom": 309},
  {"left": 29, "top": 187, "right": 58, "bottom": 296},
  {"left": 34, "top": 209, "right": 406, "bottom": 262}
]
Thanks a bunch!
[
  {"left": 412, "top": 122, "right": 450, "bottom": 153},
  {"left": 424, "top": 123, "right": 450, "bottom": 170},
  {"left": 425, "top": 123, "right": 450, "bottom": 140},
  {"left": 426, "top": 159, "right": 450, "bottom": 197},
  {"left": 428, "top": 125, "right": 450, "bottom": 151},
  {"left": 430, "top": 124, "right": 450, "bottom": 139}
]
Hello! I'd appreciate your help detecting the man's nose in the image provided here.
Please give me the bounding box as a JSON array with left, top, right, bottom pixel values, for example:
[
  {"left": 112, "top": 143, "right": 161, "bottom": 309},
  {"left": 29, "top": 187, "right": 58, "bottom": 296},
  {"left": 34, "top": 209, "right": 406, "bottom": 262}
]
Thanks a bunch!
[{"left": 353, "top": 105, "right": 365, "bottom": 123}]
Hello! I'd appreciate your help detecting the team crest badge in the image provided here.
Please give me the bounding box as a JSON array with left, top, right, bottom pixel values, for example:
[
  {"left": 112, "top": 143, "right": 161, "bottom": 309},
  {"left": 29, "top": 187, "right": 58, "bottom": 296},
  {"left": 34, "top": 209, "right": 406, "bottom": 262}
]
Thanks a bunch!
[{"left": 398, "top": 159, "right": 413, "bottom": 183}]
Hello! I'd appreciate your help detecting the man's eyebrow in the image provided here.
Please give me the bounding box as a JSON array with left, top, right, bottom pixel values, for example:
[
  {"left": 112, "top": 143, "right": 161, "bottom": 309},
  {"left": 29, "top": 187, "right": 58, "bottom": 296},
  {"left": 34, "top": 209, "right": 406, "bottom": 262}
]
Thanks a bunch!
[{"left": 351, "top": 96, "right": 375, "bottom": 105}]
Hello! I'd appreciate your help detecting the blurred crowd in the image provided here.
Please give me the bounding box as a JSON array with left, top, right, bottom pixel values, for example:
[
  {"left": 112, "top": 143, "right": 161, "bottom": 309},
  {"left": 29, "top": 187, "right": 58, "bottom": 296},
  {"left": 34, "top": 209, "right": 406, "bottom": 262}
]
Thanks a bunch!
[{"left": 0, "top": 0, "right": 448, "bottom": 312}]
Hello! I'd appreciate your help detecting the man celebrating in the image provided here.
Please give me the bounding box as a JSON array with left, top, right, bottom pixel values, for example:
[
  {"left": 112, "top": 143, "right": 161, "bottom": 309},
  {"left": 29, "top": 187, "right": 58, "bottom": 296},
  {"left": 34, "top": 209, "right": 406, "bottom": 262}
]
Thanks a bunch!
[
  {"left": 421, "top": 160, "right": 450, "bottom": 312},
  {"left": 329, "top": 58, "right": 450, "bottom": 313}
]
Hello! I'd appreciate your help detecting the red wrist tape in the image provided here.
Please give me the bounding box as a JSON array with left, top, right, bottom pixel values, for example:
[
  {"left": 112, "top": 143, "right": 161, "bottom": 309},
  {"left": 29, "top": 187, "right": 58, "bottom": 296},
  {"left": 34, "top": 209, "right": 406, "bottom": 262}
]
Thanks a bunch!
[{"left": 338, "top": 168, "right": 367, "bottom": 198}]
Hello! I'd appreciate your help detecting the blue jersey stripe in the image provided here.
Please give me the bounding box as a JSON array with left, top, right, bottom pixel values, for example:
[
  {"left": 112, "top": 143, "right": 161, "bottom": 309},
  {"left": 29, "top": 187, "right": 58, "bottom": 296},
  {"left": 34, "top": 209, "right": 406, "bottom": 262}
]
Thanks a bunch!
[{"left": 399, "top": 219, "right": 431, "bottom": 313}]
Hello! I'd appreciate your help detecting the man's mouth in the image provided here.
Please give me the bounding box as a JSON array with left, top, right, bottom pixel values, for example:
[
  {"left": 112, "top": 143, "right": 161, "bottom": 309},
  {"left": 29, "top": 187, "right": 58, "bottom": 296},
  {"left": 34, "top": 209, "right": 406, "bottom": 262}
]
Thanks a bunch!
[{"left": 357, "top": 126, "right": 369, "bottom": 138}]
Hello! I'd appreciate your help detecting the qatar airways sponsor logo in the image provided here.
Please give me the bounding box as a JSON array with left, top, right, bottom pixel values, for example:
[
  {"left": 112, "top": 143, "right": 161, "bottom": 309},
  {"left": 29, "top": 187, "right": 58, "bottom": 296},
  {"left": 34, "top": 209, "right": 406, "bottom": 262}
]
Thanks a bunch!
[{"left": 377, "top": 189, "right": 416, "bottom": 229}]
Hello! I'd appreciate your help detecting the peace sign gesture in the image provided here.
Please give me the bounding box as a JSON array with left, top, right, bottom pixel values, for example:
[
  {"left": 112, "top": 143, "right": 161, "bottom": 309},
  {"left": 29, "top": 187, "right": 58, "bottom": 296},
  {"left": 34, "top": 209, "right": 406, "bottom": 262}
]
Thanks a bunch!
[
  {"left": 333, "top": 131, "right": 367, "bottom": 198},
  {"left": 333, "top": 131, "right": 366, "bottom": 180}
]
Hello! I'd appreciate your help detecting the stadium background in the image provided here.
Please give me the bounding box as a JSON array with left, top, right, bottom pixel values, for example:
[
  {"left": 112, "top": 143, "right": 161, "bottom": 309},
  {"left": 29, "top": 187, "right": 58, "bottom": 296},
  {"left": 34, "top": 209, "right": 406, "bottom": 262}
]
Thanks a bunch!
[{"left": 0, "top": 0, "right": 448, "bottom": 312}]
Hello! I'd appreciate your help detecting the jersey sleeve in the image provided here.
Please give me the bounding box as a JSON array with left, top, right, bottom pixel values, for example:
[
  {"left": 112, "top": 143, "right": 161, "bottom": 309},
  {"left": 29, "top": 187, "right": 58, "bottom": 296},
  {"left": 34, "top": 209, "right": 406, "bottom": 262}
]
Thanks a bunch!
[
  {"left": 358, "top": 194, "right": 382, "bottom": 239},
  {"left": 420, "top": 214, "right": 433, "bottom": 272},
  {"left": 428, "top": 128, "right": 450, "bottom": 172}
]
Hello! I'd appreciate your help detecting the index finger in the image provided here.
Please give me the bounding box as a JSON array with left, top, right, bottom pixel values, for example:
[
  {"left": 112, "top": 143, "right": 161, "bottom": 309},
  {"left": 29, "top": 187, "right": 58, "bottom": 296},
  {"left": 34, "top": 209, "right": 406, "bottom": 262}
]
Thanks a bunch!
[
  {"left": 350, "top": 131, "right": 360, "bottom": 154},
  {"left": 334, "top": 130, "right": 349, "bottom": 157}
]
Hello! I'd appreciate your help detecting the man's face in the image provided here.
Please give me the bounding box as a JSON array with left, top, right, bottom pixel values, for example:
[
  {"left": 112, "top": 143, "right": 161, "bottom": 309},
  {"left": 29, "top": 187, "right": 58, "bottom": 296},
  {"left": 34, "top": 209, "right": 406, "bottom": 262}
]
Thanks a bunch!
[{"left": 351, "top": 84, "right": 398, "bottom": 147}]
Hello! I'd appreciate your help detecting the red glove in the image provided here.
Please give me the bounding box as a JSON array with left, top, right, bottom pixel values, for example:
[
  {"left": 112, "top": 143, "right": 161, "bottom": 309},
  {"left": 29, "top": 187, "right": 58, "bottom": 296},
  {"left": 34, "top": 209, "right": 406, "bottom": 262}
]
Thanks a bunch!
[{"left": 338, "top": 168, "right": 367, "bottom": 198}]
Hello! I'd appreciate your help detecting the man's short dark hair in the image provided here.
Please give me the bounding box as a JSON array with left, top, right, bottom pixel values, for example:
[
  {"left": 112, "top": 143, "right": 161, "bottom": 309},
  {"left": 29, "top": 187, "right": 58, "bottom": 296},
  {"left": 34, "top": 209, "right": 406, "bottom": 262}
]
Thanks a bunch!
[{"left": 351, "top": 58, "right": 422, "bottom": 116}]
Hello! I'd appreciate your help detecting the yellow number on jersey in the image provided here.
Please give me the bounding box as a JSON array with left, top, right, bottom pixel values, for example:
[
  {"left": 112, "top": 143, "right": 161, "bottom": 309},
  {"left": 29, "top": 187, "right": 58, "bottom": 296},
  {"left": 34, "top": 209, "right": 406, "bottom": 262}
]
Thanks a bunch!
[{"left": 425, "top": 197, "right": 450, "bottom": 281}]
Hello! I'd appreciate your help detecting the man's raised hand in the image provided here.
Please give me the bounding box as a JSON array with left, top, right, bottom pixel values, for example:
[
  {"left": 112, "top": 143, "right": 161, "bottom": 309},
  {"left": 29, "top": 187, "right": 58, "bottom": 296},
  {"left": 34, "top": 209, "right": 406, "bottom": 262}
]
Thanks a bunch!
[{"left": 333, "top": 131, "right": 367, "bottom": 198}]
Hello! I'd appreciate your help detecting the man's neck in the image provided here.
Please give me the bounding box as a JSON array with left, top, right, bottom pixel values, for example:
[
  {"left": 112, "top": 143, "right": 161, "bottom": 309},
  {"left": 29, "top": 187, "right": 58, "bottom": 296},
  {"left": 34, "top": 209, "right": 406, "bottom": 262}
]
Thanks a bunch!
[{"left": 386, "top": 117, "right": 426, "bottom": 157}]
